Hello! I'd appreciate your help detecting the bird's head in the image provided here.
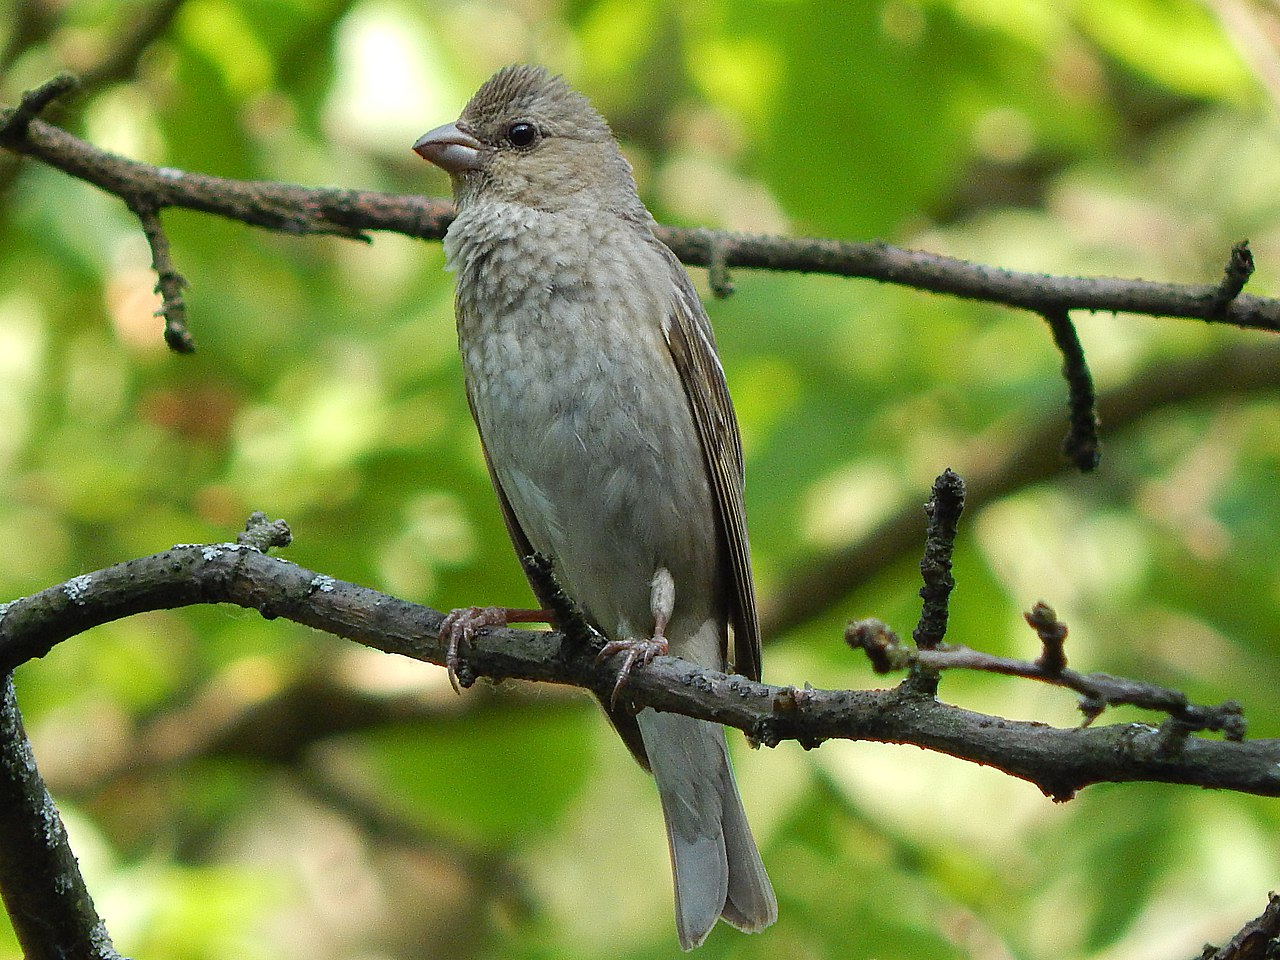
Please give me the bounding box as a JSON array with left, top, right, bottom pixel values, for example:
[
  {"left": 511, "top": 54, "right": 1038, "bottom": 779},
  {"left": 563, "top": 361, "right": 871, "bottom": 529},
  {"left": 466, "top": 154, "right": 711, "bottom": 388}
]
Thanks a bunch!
[{"left": 414, "top": 64, "right": 647, "bottom": 220}]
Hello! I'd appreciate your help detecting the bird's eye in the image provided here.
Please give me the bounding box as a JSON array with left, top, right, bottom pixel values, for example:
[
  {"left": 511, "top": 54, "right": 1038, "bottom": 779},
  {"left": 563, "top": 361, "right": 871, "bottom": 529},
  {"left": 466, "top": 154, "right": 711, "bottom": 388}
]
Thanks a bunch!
[{"left": 507, "top": 122, "right": 538, "bottom": 148}]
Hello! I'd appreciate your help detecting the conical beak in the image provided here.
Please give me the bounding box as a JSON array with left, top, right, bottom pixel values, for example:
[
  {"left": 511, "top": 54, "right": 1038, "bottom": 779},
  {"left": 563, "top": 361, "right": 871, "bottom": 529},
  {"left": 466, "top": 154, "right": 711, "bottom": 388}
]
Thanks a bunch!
[{"left": 413, "top": 122, "right": 484, "bottom": 174}]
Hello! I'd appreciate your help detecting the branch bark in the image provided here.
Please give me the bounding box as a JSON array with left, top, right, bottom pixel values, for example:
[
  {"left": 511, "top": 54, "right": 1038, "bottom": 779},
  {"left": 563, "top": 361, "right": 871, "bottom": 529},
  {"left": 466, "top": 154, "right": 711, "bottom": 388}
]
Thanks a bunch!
[
  {"left": 1, "top": 99, "right": 1276, "bottom": 333},
  {"left": 0, "top": 675, "right": 121, "bottom": 960},
  {"left": 2, "top": 538, "right": 1278, "bottom": 803}
]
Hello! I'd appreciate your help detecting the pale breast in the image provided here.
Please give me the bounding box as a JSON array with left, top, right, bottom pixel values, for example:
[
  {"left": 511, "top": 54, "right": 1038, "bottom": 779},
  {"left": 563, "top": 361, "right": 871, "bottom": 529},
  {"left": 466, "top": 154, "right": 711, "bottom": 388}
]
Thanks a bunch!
[{"left": 447, "top": 202, "right": 723, "bottom": 653}]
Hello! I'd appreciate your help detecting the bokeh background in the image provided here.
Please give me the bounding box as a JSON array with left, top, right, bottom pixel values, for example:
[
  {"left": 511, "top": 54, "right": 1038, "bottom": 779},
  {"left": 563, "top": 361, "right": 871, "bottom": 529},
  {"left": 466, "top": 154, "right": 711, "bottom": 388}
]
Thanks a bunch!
[{"left": 3, "top": 0, "right": 1280, "bottom": 957}]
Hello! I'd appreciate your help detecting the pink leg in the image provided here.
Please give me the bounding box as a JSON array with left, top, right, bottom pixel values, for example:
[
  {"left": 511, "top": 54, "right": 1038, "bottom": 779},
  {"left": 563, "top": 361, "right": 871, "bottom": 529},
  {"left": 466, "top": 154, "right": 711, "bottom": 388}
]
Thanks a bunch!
[
  {"left": 596, "top": 568, "right": 674, "bottom": 707},
  {"left": 438, "top": 606, "right": 550, "bottom": 692}
]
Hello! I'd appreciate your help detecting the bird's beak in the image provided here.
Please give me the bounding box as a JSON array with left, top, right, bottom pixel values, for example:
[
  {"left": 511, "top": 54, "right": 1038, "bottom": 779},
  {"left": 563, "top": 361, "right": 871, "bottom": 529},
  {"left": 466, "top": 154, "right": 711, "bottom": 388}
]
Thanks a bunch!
[{"left": 413, "top": 122, "right": 484, "bottom": 174}]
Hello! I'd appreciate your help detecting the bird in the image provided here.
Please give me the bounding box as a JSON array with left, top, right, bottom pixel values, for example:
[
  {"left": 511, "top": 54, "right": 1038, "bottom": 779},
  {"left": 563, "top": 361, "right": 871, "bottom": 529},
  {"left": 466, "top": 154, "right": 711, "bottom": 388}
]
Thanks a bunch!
[{"left": 413, "top": 64, "right": 777, "bottom": 950}]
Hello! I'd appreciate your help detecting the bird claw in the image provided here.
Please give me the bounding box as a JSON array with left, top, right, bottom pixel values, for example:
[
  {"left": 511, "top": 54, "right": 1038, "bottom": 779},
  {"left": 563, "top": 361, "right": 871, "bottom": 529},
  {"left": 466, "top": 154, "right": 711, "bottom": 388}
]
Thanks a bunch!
[
  {"left": 439, "top": 605, "right": 509, "bottom": 693},
  {"left": 596, "top": 636, "right": 670, "bottom": 709}
]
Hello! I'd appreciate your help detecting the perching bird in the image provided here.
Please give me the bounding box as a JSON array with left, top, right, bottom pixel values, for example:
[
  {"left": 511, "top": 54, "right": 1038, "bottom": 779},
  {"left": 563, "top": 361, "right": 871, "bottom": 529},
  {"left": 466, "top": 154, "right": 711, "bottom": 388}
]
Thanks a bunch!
[{"left": 414, "top": 64, "right": 777, "bottom": 949}]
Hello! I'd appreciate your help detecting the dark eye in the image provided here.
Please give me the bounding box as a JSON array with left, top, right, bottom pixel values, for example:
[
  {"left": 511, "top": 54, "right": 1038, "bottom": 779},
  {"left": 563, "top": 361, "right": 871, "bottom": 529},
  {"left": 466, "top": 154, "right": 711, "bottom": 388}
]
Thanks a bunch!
[{"left": 507, "top": 122, "right": 538, "bottom": 148}]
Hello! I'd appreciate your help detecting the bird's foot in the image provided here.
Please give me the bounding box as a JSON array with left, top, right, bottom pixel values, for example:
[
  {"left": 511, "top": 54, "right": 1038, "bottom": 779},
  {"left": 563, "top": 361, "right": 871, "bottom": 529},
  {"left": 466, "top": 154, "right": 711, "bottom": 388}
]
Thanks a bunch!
[
  {"left": 438, "top": 606, "right": 552, "bottom": 693},
  {"left": 439, "top": 606, "right": 504, "bottom": 692},
  {"left": 596, "top": 635, "right": 670, "bottom": 708}
]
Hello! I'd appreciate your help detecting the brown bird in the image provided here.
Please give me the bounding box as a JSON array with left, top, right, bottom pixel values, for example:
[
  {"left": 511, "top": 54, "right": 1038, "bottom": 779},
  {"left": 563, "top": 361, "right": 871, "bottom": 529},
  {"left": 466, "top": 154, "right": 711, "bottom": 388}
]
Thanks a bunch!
[{"left": 414, "top": 64, "right": 776, "bottom": 949}]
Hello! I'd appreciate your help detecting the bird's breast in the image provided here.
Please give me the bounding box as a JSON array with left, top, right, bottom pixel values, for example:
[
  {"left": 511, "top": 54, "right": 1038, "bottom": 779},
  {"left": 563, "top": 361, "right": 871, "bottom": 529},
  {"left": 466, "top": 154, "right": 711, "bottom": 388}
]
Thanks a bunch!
[{"left": 446, "top": 202, "right": 722, "bottom": 647}]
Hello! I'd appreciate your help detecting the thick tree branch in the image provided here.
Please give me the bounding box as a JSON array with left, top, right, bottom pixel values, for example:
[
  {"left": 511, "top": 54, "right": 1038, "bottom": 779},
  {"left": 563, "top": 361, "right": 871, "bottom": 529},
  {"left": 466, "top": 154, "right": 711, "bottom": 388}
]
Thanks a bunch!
[
  {"left": 0, "top": 675, "right": 121, "bottom": 960},
  {"left": 2, "top": 538, "right": 1278, "bottom": 803},
  {"left": 2, "top": 97, "right": 1278, "bottom": 333}
]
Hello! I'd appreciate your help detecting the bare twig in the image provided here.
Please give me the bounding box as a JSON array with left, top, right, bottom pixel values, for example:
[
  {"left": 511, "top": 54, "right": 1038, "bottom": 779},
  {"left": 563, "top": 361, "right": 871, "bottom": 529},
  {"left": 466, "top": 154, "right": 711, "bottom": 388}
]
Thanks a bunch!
[
  {"left": 522, "top": 552, "right": 601, "bottom": 653},
  {"left": 705, "top": 231, "right": 736, "bottom": 299},
  {"left": 0, "top": 675, "right": 121, "bottom": 960},
  {"left": 656, "top": 228, "right": 1280, "bottom": 333},
  {"left": 912, "top": 468, "right": 965, "bottom": 651},
  {"left": 0, "top": 73, "right": 79, "bottom": 144},
  {"left": 905, "top": 468, "right": 965, "bottom": 695},
  {"left": 0, "top": 538, "right": 1274, "bottom": 802},
  {"left": 1042, "top": 307, "right": 1101, "bottom": 471},
  {"left": 848, "top": 602, "right": 1247, "bottom": 738},
  {"left": 128, "top": 199, "right": 195, "bottom": 352}
]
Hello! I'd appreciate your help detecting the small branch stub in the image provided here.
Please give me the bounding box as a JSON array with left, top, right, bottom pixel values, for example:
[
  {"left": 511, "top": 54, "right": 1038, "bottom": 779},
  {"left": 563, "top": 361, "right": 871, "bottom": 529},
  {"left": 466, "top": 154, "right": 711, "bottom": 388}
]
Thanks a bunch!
[
  {"left": 845, "top": 618, "right": 905, "bottom": 673},
  {"left": 1210, "top": 241, "right": 1255, "bottom": 318},
  {"left": 1026, "top": 601, "right": 1068, "bottom": 675},
  {"left": 237, "top": 512, "right": 292, "bottom": 552},
  {"left": 0, "top": 72, "right": 78, "bottom": 144}
]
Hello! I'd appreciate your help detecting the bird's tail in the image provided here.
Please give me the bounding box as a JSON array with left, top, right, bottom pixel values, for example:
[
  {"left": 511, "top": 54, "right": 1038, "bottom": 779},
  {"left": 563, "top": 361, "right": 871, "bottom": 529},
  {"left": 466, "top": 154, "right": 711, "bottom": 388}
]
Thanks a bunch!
[{"left": 636, "top": 708, "right": 777, "bottom": 950}]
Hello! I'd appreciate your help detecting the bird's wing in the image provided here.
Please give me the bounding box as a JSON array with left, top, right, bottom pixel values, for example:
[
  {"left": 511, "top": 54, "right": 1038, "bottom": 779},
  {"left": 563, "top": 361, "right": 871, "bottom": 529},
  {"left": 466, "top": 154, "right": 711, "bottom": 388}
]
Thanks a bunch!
[
  {"left": 465, "top": 386, "right": 652, "bottom": 768},
  {"left": 656, "top": 244, "right": 763, "bottom": 682}
]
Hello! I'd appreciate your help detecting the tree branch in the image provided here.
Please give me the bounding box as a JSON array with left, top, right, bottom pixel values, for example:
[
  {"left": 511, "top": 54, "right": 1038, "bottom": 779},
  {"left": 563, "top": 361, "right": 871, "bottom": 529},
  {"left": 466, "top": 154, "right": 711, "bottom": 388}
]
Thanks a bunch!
[
  {"left": 2, "top": 91, "right": 1277, "bottom": 334},
  {"left": 2, "top": 534, "right": 1278, "bottom": 803},
  {"left": 0, "top": 674, "right": 121, "bottom": 960}
]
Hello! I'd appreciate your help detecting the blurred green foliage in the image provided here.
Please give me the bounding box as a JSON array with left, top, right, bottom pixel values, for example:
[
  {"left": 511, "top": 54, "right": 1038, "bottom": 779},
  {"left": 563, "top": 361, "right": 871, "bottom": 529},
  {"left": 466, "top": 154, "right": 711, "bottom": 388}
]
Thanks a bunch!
[{"left": 2, "top": 0, "right": 1280, "bottom": 957}]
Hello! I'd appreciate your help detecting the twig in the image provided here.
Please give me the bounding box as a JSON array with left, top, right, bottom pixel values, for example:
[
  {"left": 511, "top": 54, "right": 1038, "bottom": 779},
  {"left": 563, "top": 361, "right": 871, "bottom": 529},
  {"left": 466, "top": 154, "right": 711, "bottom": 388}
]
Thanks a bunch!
[
  {"left": 0, "top": 537, "right": 1275, "bottom": 802},
  {"left": 0, "top": 73, "right": 79, "bottom": 144},
  {"left": 1042, "top": 307, "right": 1101, "bottom": 471},
  {"left": 128, "top": 199, "right": 195, "bottom": 352},
  {"left": 522, "top": 552, "right": 601, "bottom": 653},
  {"left": 848, "top": 602, "right": 1247, "bottom": 738},
  {"left": 0, "top": 675, "right": 121, "bottom": 960},
  {"left": 705, "top": 231, "right": 736, "bottom": 298},
  {"left": 905, "top": 469, "right": 965, "bottom": 695},
  {"left": 913, "top": 468, "right": 965, "bottom": 651},
  {"left": 655, "top": 230, "right": 1280, "bottom": 333}
]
